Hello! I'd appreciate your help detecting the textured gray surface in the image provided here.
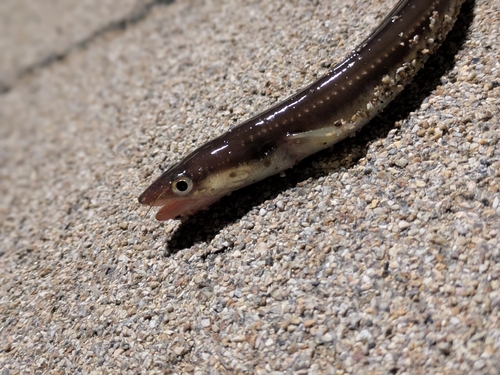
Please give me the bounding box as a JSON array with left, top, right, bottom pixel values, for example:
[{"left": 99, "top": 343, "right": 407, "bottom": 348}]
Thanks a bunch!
[
  {"left": 0, "top": 0, "right": 162, "bottom": 91},
  {"left": 1, "top": 0, "right": 499, "bottom": 373}
]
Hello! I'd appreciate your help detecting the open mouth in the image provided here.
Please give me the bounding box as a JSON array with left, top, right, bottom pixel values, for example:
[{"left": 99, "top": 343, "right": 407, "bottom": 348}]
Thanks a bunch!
[{"left": 155, "top": 194, "right": 224, "bottom": 221}]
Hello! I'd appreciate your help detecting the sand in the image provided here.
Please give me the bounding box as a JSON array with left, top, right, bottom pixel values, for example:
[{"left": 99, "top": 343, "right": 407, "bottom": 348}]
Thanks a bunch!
[{"left": 1, "top": 0, "right": 499, "bottom": 373}]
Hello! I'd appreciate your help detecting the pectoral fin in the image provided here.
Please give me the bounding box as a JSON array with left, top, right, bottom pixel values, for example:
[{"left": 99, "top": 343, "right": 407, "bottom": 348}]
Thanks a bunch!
[{"left": 285, "top": 125, "right": 354, "bottom": 159}]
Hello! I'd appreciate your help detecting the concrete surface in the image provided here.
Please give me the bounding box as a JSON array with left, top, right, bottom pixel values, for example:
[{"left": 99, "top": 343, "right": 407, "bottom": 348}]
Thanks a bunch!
[{"left": 1, "top": 0, "right": 498, "bottom": 373}]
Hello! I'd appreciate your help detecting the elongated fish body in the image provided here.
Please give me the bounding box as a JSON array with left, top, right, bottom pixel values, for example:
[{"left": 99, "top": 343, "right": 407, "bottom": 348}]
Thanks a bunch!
[{"left": 139, "top": 0, "right": 464, "bottom": 221}]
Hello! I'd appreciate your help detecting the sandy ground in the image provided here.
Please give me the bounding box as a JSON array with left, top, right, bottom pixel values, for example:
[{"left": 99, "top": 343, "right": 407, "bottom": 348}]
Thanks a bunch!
[
  {"left": 0, "top": 0, "right": 160, "bottom": 92},
  {"left": 1, "top": 0, "right": 499, "bottom": 373}
]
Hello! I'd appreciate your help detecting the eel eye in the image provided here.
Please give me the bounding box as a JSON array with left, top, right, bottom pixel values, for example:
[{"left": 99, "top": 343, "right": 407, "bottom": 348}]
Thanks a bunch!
[{"left": 172, "top": 177, "right": 193, "bottom": 195}]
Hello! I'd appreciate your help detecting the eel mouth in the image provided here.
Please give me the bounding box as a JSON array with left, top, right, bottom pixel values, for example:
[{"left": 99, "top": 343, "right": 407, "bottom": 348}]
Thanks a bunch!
[
  {"left": 139, "top": 180, "right": 227, "bottom": 221},
  {"left": 154, "top": 194, "right": 224, "bottom": 221}
]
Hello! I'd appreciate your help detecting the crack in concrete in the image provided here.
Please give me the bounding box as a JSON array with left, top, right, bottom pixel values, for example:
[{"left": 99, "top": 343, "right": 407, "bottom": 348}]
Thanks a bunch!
[{"left": 0, "top": 0, "right": 174, "bottom": 94}]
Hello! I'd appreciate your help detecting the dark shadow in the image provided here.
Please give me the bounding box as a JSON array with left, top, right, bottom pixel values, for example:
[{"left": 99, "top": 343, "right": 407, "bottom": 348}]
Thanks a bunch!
[{"left": 165, "top": 0, "right": 475, "bottom": 253}]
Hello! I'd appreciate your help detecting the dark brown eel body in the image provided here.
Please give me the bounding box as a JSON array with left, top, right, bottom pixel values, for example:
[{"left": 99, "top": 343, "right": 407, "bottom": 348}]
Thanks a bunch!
[{"left": 139, "top": 0, "right": 464, "bottom": 221}]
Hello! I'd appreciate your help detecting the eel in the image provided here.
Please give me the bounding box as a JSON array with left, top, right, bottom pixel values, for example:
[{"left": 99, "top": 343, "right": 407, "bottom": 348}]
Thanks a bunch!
[{"left": 139, "top": 0, "right": 464, "bottom": 221}]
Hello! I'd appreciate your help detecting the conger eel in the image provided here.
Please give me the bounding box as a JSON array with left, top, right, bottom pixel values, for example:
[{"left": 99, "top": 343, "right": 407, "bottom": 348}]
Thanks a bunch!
[{"left": 139, "top": 0, "right": 464, "bottom": 221}]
